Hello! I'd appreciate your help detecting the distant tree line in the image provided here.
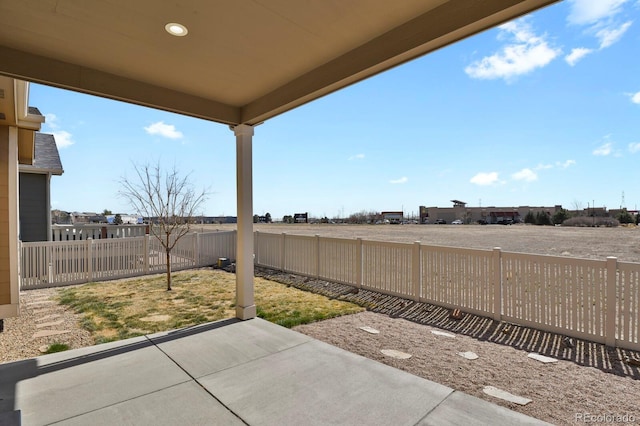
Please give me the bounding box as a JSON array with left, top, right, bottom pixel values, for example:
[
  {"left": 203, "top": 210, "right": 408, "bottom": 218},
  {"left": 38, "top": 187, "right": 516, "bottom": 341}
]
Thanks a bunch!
[{"left": 524, "top": 207, "right": 638, "bottom": 227}]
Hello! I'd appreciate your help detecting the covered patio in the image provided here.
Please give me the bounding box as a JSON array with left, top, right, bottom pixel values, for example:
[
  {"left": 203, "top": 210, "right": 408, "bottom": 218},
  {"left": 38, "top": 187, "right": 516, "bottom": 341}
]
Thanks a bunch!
[
  {"left": 1, "top": 1, "right": 558, "bottom": 423},
  {"left": 1, "top": 317, "right": 549, "bottom": 425}
]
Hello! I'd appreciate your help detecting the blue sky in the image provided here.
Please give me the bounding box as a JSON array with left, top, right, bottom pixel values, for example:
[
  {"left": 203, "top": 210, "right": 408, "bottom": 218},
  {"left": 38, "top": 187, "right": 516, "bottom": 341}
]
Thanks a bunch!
[{"left": 30, "top": 0, "right": 640, "bottom": 220}]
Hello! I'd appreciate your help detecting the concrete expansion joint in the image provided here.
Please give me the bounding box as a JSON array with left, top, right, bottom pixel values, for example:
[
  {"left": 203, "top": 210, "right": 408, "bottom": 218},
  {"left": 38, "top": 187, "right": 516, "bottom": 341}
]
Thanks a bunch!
[
  {"left": 144, "top": 335, "right": 250, "bottom": 426},
  {"left": 414, "top": 388, "right": 456, "bottom": 425}
]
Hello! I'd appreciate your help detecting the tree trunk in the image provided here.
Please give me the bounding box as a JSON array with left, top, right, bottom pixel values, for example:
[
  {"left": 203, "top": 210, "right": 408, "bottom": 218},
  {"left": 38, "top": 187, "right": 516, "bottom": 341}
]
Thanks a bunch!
[{"left": 166, "top": 249, "right": 172, "bottom": 291}]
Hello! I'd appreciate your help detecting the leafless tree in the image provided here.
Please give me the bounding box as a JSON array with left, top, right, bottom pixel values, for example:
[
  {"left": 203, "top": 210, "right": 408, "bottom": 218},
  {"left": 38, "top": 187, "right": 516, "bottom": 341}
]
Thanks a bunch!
[
  {"left": 120, "top": 162, "right": 208, "bottom": 290},
  {"left": 571, "top": 199, "right": 584, "bottom": 215}
]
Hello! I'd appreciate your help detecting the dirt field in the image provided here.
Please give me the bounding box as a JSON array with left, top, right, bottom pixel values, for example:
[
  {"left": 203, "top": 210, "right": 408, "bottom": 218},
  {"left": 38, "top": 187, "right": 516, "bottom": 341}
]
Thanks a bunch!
[{"left": 202, "top": 222, "right": 640, "bottom": 263}]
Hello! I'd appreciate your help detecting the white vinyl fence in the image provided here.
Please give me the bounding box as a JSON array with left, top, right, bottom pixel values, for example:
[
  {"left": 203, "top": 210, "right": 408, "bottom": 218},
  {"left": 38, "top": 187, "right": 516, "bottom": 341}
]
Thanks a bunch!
[
  {"left": 254, "top": 231, "right": 640, "bottom": 351},
  {"left": 19, "top": 229, "right": 640, "bottom": 351},
  {"left": 51, "top": 224, "right": 148, "bottom": 241},
  {"left": 20, "top": 231, "right": 236, "bottom": 289}
]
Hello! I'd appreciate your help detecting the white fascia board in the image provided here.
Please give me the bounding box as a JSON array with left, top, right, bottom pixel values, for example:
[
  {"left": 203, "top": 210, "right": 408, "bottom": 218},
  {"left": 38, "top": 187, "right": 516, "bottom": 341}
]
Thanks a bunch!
[
  {"left": 19, "top": 165, "right": 63, "bottom": 175},
  {"left": 14, "top": 80, "right": 44, "bottom": 130}
]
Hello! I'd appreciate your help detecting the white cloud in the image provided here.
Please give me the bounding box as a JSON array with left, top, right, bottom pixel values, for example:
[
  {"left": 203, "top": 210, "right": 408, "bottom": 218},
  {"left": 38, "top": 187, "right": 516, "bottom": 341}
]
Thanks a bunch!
[
  {"left": 629, "top": 143, "right": 640, "bottom": 153},
  {"left": 566, "top": 1, "right": 633, "bottom": 57},
  {"left": 42, "top": 113, "right": 74, "bottom": 148},
  {"left": 52, "top": 130, "right": 74, "bottom": 148},
  {"left": 389, "top": 177, "right": 408, "bottom": 184},
  {"left": 565, "top": 47, "right": 593, "bottom": 65},
  {"left": 567, "top": 0, "right": 629, "bottom": 25},
  {"left": 535, "top": 163, "right": 553, "bottom": 170},
  {"left": 144, "top": 121, "right": 183, "bottom": 139},
  {"left": 534, "top": 160, "right": 576, "bottom": 171},
  {"left": 348, "top": 153, "right": 365, "bottom": 160},
  {"left": 470, "top": 172, "right": 500, "bottom": 186},
  {"left": 465, "top": 19, "right": 560, "bottom": 81},
  {"left": 512, "top": 168, "right": 538, "bottom": 182},
  {"left": 593, "top": 142, "right": 613, "bottom": 156},
  {"left": 596, "top": 21, "right": 632, "bottom": 48},
  {"left": 44, "top": 113, "right": 59, "bottom": 130},
  {"left": 628, "top": 91, "right": 640, "bottom": 104},
  {"left": 558, "top": 159, "right": 576, "bottom": 168}
]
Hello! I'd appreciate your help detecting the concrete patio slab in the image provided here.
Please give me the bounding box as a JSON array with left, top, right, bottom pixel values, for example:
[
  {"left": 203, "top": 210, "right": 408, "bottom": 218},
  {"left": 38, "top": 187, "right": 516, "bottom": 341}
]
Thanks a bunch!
[
  {"left": 54, "top": 381, "right": 244, "bottom": 426},
  {"left": 419, "top": 389, "right": 550, "bottom": 425},
  {"left": 4, "top": 339, "right": 191, "bottom": 425},
  {"left": 200, "top": 338, "right": 452, "bottom": 426},
  {"left": 1, "top": 317, "right": 549, "bottom": 425},
  {"left": 150, "top": 317, "right": 313, "bottom": 378}
]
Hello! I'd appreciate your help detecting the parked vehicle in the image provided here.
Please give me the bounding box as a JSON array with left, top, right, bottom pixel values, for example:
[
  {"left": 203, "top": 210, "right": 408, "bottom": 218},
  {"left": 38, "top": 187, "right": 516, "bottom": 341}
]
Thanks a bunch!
[
  {"left": 451, "top": 220, "right": 463, "bottom": 225},
  {"left": 435, "top": 219, "right": 446, "bottom": 224}
]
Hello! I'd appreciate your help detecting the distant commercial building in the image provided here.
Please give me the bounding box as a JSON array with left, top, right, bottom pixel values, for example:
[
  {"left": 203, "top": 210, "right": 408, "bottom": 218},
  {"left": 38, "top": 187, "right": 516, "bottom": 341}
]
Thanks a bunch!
[
  {"left": 294, "top": 213, "right": 308, "bottom": 223},
  {"left": 106, "top": 214, "right": 143, "bottom": 224},
  {"left": 381, "top": 211, "right": 404, "bottom": 224},
  {"left": 147, "top": 216, "right": 237, "bottom": 224},
  {"left": 419, "top": 201, "right": 562, "bottom": 224}
]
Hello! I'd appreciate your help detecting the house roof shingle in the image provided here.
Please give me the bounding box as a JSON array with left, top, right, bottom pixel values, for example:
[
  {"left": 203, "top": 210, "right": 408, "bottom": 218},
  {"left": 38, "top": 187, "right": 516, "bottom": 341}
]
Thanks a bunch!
[{"left": 21, "top": 133, "right": 64, "bottom": 175}]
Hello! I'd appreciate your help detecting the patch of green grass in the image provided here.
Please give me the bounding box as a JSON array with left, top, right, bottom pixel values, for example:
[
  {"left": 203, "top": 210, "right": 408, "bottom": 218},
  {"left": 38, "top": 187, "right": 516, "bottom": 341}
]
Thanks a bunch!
[
  {"left": 255, "top": 304, "right": 352, "bottom": 328},
  {"left": 44, "top": 343, "right": 70, "bottom": 354},
  {"left": 57, "top": 270, "right": 364, "bottom": 344}
]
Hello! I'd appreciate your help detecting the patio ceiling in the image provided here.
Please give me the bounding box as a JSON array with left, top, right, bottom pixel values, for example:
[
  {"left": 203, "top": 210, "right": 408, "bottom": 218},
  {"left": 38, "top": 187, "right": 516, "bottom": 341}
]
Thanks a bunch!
[{"left": 0, "top": 0, "right": 559, "bottom": 126}]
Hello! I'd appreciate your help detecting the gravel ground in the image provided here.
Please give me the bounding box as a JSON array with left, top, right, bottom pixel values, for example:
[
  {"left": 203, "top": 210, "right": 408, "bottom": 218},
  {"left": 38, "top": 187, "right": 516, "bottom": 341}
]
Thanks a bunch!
[
  {"left": 0, "top": 288, "right": 92, "bottom": 363},
  {"left": 258, "top": 268, "right": 640, "bottom": 426},
  {"left": 295, "top": 310, "right": 640, "bottom": 426}
]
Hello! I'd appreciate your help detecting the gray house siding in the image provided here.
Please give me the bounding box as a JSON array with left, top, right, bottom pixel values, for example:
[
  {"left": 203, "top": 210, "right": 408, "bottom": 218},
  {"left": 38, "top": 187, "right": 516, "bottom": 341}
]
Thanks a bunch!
[{"left": 19, "top": 172, "right": 48, "bottom": 242}]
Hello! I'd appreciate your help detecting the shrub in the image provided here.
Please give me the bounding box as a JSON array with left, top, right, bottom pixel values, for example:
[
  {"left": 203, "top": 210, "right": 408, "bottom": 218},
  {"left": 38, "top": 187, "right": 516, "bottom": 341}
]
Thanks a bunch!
[
  {"left": 552, "top": 209, "right": 570, "bottom": 225},
  {"left": 617, "top": 209, "right": 634, "bottom": 224},
  {"left": 562, "top": 216, "right": 619, "bottom": 227},
  {"left": 524, "top": 211, "right": 536, "bottom": 224},
  {"left": 535, "top": 211, "right": 552, "bottom": 226}
]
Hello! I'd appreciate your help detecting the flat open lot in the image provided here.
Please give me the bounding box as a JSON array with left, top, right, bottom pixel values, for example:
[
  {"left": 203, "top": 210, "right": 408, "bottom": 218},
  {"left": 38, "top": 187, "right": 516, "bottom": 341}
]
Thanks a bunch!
[{"left": 201, "top": 223, "right": 640, "bottom": 263}]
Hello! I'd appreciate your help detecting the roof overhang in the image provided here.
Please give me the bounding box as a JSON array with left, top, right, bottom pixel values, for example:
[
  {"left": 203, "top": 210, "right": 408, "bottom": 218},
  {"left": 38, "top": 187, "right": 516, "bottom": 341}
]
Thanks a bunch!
[
  {"left": 0, "top": 0, "right": 560, "bottom": 126},
  {"left": 17, "top": 128, "right": 36, "bottom": 165},
  {"left": 18, "top": 164, "right": 63, "bottom": 176},
  {"left": 0, "top": 76, "right": 44, "bottom": 164}
]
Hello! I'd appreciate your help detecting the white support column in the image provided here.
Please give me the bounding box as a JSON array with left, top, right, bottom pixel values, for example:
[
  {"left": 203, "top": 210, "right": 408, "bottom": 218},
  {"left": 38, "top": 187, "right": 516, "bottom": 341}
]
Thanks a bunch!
[{"left": 233, "top": 124, "right": 256, "bottom": 320}]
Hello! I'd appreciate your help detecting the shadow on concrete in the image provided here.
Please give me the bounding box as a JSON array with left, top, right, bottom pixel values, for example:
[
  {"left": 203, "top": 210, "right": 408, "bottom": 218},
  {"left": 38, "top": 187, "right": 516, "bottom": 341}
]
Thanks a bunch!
[{"left": 0, "top": 318, "right": 239, "bottom": 421}]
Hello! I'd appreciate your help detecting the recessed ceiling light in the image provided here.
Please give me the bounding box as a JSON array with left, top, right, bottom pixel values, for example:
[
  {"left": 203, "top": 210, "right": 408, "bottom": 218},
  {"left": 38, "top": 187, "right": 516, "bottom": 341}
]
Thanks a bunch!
[{"left": 165, "top": 22, "right": 188, "bottom": 37}]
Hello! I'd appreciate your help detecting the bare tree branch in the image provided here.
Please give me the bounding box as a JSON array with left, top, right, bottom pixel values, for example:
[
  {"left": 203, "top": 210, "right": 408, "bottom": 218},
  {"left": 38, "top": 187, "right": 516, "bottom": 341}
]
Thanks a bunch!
[{"left": 119, "top": 162, "right": 209, "bottom": 290}]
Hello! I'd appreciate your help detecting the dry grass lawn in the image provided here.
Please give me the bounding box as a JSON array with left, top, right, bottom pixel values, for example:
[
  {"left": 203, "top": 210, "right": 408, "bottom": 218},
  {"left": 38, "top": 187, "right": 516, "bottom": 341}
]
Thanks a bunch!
[{"left": 57, "top": 269, "right": 363, "bottom": 344}]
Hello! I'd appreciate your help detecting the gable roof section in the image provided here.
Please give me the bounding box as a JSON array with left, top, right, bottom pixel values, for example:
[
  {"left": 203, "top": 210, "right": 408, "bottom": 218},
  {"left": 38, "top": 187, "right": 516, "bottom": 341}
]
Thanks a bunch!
[
  {"left": 19, "top": 133, "right": 63, "bottom": 175},
  {"left": 28, "top": 106, "right": 42, "bottom": 116}
]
